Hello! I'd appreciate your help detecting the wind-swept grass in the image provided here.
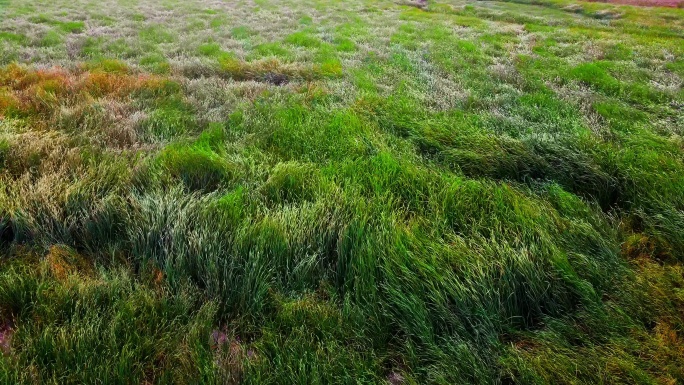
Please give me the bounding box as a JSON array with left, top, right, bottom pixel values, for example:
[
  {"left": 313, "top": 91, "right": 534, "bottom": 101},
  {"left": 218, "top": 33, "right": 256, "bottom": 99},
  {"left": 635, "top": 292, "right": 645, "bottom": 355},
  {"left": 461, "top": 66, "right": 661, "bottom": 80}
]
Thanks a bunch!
[{"left": 0, "top": 0, "right": 683, "bottom": 383}]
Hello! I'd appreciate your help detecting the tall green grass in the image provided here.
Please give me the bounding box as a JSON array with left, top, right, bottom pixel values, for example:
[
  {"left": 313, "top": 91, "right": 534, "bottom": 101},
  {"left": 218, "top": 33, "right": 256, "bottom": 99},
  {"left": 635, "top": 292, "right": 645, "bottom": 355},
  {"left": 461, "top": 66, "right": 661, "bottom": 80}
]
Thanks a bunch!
[{"left": 1, "top": 0, "right": 683, "bottom": 383}]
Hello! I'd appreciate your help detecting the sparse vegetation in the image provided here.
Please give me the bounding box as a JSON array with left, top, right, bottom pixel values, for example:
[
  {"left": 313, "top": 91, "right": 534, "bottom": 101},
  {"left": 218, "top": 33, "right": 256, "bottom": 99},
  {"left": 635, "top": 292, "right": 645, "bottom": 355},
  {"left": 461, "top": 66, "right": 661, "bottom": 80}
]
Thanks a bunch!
[{"left": 0, "top": 0, "right": 683, "bottom": 384}]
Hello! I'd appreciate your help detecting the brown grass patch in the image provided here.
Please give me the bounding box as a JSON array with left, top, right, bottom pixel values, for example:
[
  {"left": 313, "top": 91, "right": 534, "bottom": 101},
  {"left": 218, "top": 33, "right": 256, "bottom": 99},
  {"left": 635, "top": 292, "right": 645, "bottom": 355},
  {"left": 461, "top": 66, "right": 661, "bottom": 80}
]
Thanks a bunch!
[
  {"left": 622, "top": 233, "right": 673, "bottom": 262},
  {"left": 219, "top": 58, "right": 341, "bottom": 83},
  {"left": 0, "top": 321, "right": 13, "bottom": 355},
  {"left": 0, "top": 64, "right": 171, "bottom": 117},
  {"left": 44, "top": 244, "right": 94, "bottom": 281},
  {"left": 0, "top": 64, "right": 176, "bottom": 150}
]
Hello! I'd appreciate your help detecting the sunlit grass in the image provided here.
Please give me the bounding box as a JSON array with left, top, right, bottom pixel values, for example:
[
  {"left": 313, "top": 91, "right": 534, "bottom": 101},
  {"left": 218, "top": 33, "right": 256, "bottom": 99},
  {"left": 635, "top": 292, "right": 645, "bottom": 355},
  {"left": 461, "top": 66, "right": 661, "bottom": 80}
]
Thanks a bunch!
[{"left": 0, "top": 0, "right": 683, "bottom": 383}]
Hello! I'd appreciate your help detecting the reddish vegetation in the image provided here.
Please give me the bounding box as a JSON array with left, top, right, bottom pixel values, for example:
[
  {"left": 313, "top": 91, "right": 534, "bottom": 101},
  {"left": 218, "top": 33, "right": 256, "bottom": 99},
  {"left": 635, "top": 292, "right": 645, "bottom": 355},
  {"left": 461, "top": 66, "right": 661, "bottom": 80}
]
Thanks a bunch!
[
  {"left": 0, "top": 322, "right": 12, "bottom": 355},
  {"left": 0, "top": 64, "right": 170, "bottom": 117},
  {"left": 45, "top": 245, "right": 94, "bottom": 281},
  {"left": 586, "top": 0, "right": 684, "bottom": 7}
]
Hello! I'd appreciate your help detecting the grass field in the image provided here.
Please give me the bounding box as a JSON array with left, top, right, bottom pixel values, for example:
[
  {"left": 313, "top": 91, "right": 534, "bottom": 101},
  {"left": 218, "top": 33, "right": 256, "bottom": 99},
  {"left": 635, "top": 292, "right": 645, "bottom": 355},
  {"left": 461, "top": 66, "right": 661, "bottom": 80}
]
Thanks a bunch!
[{"left": 0, "top": 0, "right": 683, "bottom": 383}]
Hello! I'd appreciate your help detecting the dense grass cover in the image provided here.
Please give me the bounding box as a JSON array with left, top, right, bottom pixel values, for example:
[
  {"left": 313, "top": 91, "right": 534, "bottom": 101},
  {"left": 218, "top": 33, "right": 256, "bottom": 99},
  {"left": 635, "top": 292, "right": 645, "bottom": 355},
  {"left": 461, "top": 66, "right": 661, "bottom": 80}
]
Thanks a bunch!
[{"left": 0, "top": 0, "right": 683, "bottom": 383}]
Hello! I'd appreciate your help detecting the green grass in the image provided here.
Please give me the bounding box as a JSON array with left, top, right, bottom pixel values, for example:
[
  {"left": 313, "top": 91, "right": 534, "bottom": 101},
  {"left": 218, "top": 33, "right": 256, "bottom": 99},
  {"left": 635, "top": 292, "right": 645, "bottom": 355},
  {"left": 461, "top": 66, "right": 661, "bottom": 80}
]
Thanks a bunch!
[
  {"left": 231, "top": 26, "right": 254, "bottom": 40},
  {"left": 39, "top": 30, "right": 63, "bottom": 47},
  {"left": 284, "top": 31, "right": 322, "bottom": 48},
  {"left": 139, "top": 53, "right": 170, "bottom": 74},
  {"left": 139, "top": 25, "right": 176, "bottom": 44},
  {"left": 1, "top": 0, "right": 684, "bottom": 383},
  {"left": 0, "top": 32, "right": 26, "bottom": 44},
  {"left": 28, "top": 15, "right": 85, "bottom": 33},
  {"left": 139, "top": 103, "right": 197, "bottom": 141}
]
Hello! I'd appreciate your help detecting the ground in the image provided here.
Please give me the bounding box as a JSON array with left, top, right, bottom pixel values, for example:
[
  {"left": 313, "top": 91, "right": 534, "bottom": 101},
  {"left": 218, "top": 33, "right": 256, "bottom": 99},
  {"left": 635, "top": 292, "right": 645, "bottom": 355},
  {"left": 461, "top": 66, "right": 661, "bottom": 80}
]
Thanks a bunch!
[{"left": 0, "top": 0, "right": 683, "bottom": 384}]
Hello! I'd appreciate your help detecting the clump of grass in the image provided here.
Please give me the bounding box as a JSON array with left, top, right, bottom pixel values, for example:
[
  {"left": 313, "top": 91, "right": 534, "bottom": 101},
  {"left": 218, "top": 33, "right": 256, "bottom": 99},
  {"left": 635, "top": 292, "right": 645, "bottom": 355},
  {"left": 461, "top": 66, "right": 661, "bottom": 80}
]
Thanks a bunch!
[
  {"left": 139, "top": 53, "right": 170, "bottom": 74},
  {"left": 157, "top": 139, "right": 233, "bottom": 191},
  {"left": 249, "top": 43, "right": 294, "bottom": 61},
  {"left": 335, "top": 37, "right": 356, "bottom": 52},
  {"left": 43, "top": 244, "right": 94, "bottom": 280},
  {"left": 161, "top": 147, "right": 230, "bottom": 190},
  {"left": 261, "top": 161, "right": 322, "bottom": 204},
  {"left": 231, "top": 26, "right": 254, "bottom": 40},
  {"left": 0, "top": 139, "right": 9, "bottom": 170},
  {"left": 570, "top": 62, "right": 621, "bottom": 95},
  {"left": 219, "top": 57, "right": 339, "bottom": 83},
  {"left": 137, "top": 97, "right": 197, "bottom": 142},
  {"left": 38, "top": 30, "right": 63, "bottom": 47},
  {"left": 56, "top": 20, "right": 85, "bottom": 33},
  {"left": 28, "top": 15, "right": 85, "bottom": 33},
  {"left": 139, "top": 25, "right": 175, "bottom": 44},
  {"left": 284, "top": 31, "right": 322, "bottom": 48},
  {"left": 209, "top": 16, "right": 227, "bottom": 30},
  {"left": 0, "top": 32, "right": 27, "bottom": 44},
  {"left": 0, "top": 260, "right": 218, "bottom": 384},
  {"left": 83, "top": 58, "right": 129, "bottom": 74},
  {"left": 197, "top": 42, "right": 223, "bottom": 57}
]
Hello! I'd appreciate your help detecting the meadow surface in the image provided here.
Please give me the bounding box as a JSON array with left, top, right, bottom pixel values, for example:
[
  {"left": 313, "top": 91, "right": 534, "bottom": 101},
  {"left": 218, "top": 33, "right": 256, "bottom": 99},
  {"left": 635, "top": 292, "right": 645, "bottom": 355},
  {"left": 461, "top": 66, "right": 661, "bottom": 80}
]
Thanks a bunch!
[{"left": 0, "top": 0, "right": 683, "bottom": 383}]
